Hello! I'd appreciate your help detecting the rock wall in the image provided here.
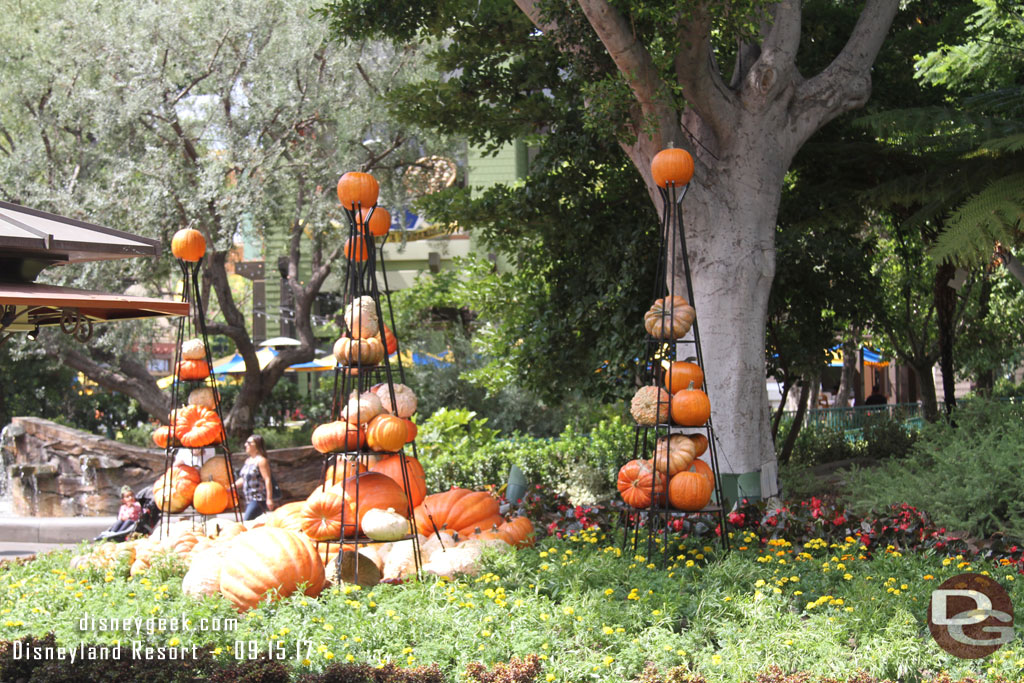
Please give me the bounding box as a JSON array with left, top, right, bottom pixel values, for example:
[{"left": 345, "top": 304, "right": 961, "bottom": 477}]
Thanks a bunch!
[{"left": 3, "top": 418, "right": 322, "bottom": 517}]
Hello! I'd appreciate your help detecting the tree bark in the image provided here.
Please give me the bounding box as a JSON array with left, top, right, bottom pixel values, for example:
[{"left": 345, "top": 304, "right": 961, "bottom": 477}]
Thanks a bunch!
[
  {"left": 770, "top": 374, "right": 793, "bottom": 441},
  {"left": 911, "top": 361, "right": 939, "bottom": 422},
  {"left": 778, "top": 378, "right": 810, "bottom": 465},
  {"left": 934, "top": 261, "right": 958, "bottom": 414},
  {"left": 57, "top": 346, "right": 171, "bottom": 421},
  {"left": 835, "top": 336, "right": 858, "bottom": 407}
]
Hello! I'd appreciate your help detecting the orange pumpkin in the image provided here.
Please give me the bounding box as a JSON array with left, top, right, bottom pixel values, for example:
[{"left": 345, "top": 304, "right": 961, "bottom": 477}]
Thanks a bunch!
[
  {"left": 324, "top": 458, "right": 367, "bottom": 486},
  {"left": 665, "top": 361, "right": 704, "bottom": 394},
  {"left": 413, "top": 487, "right": 472, "bottom": 536},
  {"left": 335, "top": 472, "right": 409, "bottom": 537},
  {"left": 651, "top": 435, "right": 698, "bottom": 477},
  {"left": 152, "top": 464, "right": 201, "bottom": 514},
  {"left": 400, "top": 417, "right": 417, "bottom": 443},
  {"left": 176, "top": 359, "right": 210, "bottom": 381},
  {"left": 337, "top": 171, "right": 379, "bottom": 209},
  {"left": 333, "top": 336, "right": 385, "bottom": 367},
  {"left": 152, "top": 425, "right": 179, "bottom": 449},
  {"left": 358, "top": 207, "right": 391, "bottom": 237},
  {"left": 171, "top": 228, "right": 206, "bottom": 262},
  {"left": 170, "top": 405, "right": 224, "bottom": 448},
  {"left": 442, "top": 491, "right": 500, "bottom": 534},
  {"left": 668, "top": 470, "right": 712, "bottom": 511},
  {"left": 300, "top": 488, "right": 346, "bottom": 541},
  {"left": 381, "top": 324, "right": 398, "bottom": 355},
  {"left": 670, "top": 386, "right": 711, "bottom": 426},
  {"left": 193, "top": 481, "right": 230, "bottom": 515},
  {"left": 650, "top": 147, "right": 694, "bottom": 188},
  {"left": 344, "top": 235, "right": 369, "bottom": 262},
  {"left": 265, "top": 501, "right": 308, "bottom": 533},
  {"left": 456, "top": 513, "right": 505, "bottom": 538},
  {"left": 617, "top": 459, "right": 665, "bottom": 509},
  {"left": 218, "top": 527, "right": 325, "bottom": 612},
  {"left": 499, "top": 516, "right": 535, "bottom": 548},
  {"left": 686, "top": 433, "right": 709, "bottom": 457},
  {"left": 370, "top": 455, "right": 425, "bottom": 508},
  {"left": 365, "top": 414, "right": 408, "bottom": 453},
  {"left": 311, "top": 421, "right": 366, "bottom": 454},
  {"left": 687, "top": 458, "right": 714, "bottom": 487}
]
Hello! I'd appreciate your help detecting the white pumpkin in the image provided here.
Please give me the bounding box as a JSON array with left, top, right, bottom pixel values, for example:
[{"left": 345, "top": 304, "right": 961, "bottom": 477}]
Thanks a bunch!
[
  {"left": 181, "top": 338, "right": 207, "bottom": 360},
  {"left": 344, "top": 296, "right": 379, "bottom": 339},
  {"left": 381, "top": 536, "right": 427, "bottom": 580},
  {"left": 188, "top": 387, "right": 217, "bottom": 409},
  {"left": 361, "top": 507, "right": 410, "bottom": 541},
  {"left": 421, "top": 529, "right": 459, "bottom": 559},
  {"left": 372, "top": 383, "right": 417, "bottom": 418},
  {"left": 422, "top": 544, "right": 483, "bottom": 579},
  {"left": 181, "top": 544, "right": 232, "bottom": 597},
  {"left": 341, "top": 391, "right": 384, "bottom": 425}
]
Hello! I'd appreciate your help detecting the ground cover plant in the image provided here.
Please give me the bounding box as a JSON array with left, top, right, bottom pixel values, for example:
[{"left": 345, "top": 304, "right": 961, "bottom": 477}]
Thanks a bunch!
[{"left": 3, "top": 514, "right": 1024, "bottom": 682}]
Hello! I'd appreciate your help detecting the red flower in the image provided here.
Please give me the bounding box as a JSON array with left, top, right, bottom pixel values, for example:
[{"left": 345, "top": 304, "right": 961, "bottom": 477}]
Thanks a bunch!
[
  {"left": 727, "top": 511, "right": 745, "bottom": 526},
  {"left": 859, "top": 534, "right": 871, "bottom": 546},
  {"left": 832, "top": 514, "right": 847, "bottom": 527}
]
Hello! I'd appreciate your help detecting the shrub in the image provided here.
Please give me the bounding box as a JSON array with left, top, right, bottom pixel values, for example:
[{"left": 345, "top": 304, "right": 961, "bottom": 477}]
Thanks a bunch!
[
  {"left": 842, "top": 398, "right": 1024, "bottom": 541},
  {"left": 861, "top": 414, "right": 918, "bottom": 461},
  {"left": 782, "top": 422, "right": 862, "bottom": 466}
]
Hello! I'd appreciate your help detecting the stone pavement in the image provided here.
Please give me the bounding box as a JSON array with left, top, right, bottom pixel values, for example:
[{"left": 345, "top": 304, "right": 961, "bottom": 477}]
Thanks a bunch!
[{"left": 0, "top": 515, "right": 114, "bottom": 560}]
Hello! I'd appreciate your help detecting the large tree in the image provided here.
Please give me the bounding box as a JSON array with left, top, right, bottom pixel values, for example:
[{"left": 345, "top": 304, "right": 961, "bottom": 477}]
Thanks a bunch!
[
  {"left": 325, "top": 0, "right": 901, "bottom": 494},
  {"left": 0, "top": 0, "right": 443, "bottom": 437}
]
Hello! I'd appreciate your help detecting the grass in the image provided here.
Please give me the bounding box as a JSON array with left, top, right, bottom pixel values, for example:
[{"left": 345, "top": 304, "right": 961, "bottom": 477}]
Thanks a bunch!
[{"left": 3, "top": 528, "right": 1024, "bottom": 682}]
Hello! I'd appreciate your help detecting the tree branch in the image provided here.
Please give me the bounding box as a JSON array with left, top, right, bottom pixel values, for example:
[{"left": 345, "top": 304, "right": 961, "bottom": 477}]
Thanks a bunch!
[
  {"left": 739, "top": 0, "right": 801, "bottom": 110},
  {"left": 56, "top": 345, "right": 170, "bottom": 422}
]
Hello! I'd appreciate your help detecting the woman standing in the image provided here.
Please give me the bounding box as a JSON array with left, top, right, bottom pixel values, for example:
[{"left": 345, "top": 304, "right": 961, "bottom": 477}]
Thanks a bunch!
[{"left": 235, "top": 434, "right": 275, "bottom": 521}]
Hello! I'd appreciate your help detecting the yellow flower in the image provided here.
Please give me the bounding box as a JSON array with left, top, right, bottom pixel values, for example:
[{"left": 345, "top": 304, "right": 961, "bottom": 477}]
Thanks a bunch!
[
  {"left": 604, "top": 588, "right": 614, "bottom": 595},
  {"left": 923, "top": 575, "right": 934, "bottom": 580},
  {"left": 546, "top": 675, "right": 556, "bottom": 682},
  {"left": 711, "top": 654, "right": 722, "bottom": 665}
]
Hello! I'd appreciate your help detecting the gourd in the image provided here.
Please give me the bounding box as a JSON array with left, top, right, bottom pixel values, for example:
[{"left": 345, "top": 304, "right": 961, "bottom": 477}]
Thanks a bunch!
[
  {"left": 336, "top": 171, "right": 379, "bottom": 210},
  {"left": 644, "top": 296, "right": 696, "bottom": 340},
  {"left": 341, "top": 391, "right": 384, "bottom": 425},
  {"left": 670, "top": 385, "right": 711, "bottom": 426},
  {"left": 422, "top": 545, "right": 483, "bottom": 579},
  {"left": 630, "top": 386, "right": 671, "bottom": 426},
  {"left": 616, "top": 459, "right": 665, "bottom": 509},
  {"left": 343, "top": 296, "right": 379, "bottom": 338},
  {"left": 361, "top": 507, "right": 410, "bottom": 541},
  {"left": 188, "top": 387, "right": 217, "bottom": 409},
  {"left": 171, "top": 228, "right": 206, "bottom": 262},
  {"left": 218, "top": 527, "right": 325, "bottom": 612},
  {"left": 650, "top": 148, "right": 694, "bottom": 188}
]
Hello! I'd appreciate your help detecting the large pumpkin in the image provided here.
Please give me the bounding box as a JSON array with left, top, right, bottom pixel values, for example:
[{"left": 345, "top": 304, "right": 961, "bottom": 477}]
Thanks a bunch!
[
  {"left": 650, "top": 148, "right": 694, "bottom": 188},
  {"left": 687, "top": 458, "right": 714, "bottom": 487},
  {"left": 413, "top": 487, "right": 472, "bottom": 537},
  {"left": 668, "top": 470, "right": 712, "bottom": 511},
  {"left": 664, "top": 361, "right": 704, "bottom": 394},
  {"left": 336, "top": 171, "right": 379, "bottom": 210},
  {"left": 265, "top": 501, "right": 308, "bottom": 533},
  {"left": 323, "top": 457, "right": 367, "bottom": 486},
  {"left": 170, "top": 405, "right": 224, "bottom": 448},
  {"left": 366, "top": 414, "right": 408, "bottom": 453},
  {"left": 370, "top": 455, "right": 425, "bottom": 508},
  {"left": 300, "top": 488, "right": 346, "bottom": 541},
  {"left": 218, "top": 527, "right": 325, "bottom": 612},
  {"left": 311, "top": 421, "right": 366, "bottom": 454},
  {"left": 651, "top": 435, "right": 698, "bottom": 477},
  {"left": 687, "top": 433, "right": 709, "bottom": 457},
  {"left": 442, "top": 491, "right": 500, "bottom": 534},
  {"left": 644, "top": 296, "right": 696, "bottom": 340},
  {"left": 670, "top": 386, "right": 711, "bottom": 427},
  {"left": 630, "top": 386, "right": 671, "bottom": 426},
  {"left": 617, "top": 459, "right": 665, "bottom": 510},
  {"left": 199, "top": 456, "right": 233, "bottom": 490},
  {"left": 193, "top": 481, "right": 229, "bottom": 516},
  {"left": 171, "top": 228, "right": 206, "bottom": 262},
  {"left": 153, "top": 464, "right": 201, "bottom": 514},
  {"left": 334, "top": 472, "right": 409, "bottom": 537}
]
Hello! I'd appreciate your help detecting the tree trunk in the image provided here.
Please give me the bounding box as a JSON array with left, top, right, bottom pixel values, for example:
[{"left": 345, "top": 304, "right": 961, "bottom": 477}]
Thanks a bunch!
[
  {"left": 771, "top": 374, "right": 793, "bottom": 442},
  {"left": 934, "top": 261, "right": 957, "bottom": 414},
  {"left": 779, "top": 378, "right": 810, "bottom": 465},
  {"left": 974, "top": 274, "right": 994, "bottom": 396},
  {"left": 835, "top": 336, "right": 858, "bottom": 407},
  {"left": 911, "top": 361, "right": 939, "bottom": 422}
]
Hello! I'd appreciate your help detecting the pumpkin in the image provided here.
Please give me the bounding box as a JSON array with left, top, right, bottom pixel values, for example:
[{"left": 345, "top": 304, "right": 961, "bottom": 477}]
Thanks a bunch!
[
  {"left": 381, "top": 324, "right": 398, "bottom": 355},
  {"left": 687, "top": 433, "right": 709, "bottom": 457},
  {"left": 344, "top": 235, "right": 369, "bottom": 262},
  {"left": 334, "top": 472, "right": 410, "bottom": 537},
  {"left": 176, "top": 359, "right": 210, "bottom": 381},
  {"left": 182, "top": 543, "right": 232, "bottom": 597},
  {"left": 170, "top": 404, "right": 224, "bottom": 448},
  {"left": 358, "top": 206, "right": 391, "bottom": 237},
  {"left": 499, "top": 516, "right": 535, "bottom": 548},
  {"left": 211, "top": 521, "right": 246, "bottom": 542},
  {"left": 630, "top": 385, "right": 671, "bottom": 426},
  {"left": 193, "top": 481, "right": 230, "bottom": 515},
  {"left": 443, "top": 491, "right": 500, "bottom": 534},
  {"left": 336, "top": 171, "right": 379, "bottom": 210},
  {"left": 324, "top": 457, "right": 366, "bottom": 486},
  {"left": 300, "top": 488, "right": 346, "bottom": 541},
  {"left": 617, "top": 459, "right": 665, "bottom": 509},
  {"left": 668, "top": 470, "right": 712, "bottom": 511},
  {"left": 401, "top": 418, "right": 417, "bottom": 443},
  {"left": 372, "top": 383, "right": 417, "bottom": 418},
  {"left": 265, "top": 501, "right": 307, "bottom": 534},
  {"left": 413, "top": 487, "right": 472, "bottom": 537},
  {"left": 651, "top": 435, "right": 698, "bottom": 477},
  {"left": 422, "top": 529, "right": 459, "bottom": 558},
  {"left": 344, "top": 296, "right": 379, "bottom": 338},
  {"left": 199, "top": 456, "right": 233, "bottom": 490},
  {"left": 152, "top": 464, "right": 201, "bottom": 514},
  {"left": 311, "top": 420, "right": 366, "bottom": 454},
  {"left": 650, "top": 147, "right": 694, "bottom": 188},
  {"left": 327, "top": 548, "right": 384, "bottom": 587},
  {"left": 342, "top": 391, "right": 384, "bottom": 425},
  {"left": 181, "top": 338, "right": 206, "bottom": 360},
  {"left": 370, "top": 454, "right": 426, "bottom": 508},
  {"left": 188, "top": 386, "right": 217, "bottom": 409},
  {"left": 218, "top": 526, "right": 325, "bottom": 612},
  {"left": 423, "top": 544, "right": 483, "bottom": 579},
  {"left": 382, "top": 537, "right": 426, "bottom": 581},
  {"left": 670, "top": 386, "right": 711, "bottom": 426},
  {"left": 686, "top": 458, "right": 714, "bottom": 487},
  {"left": 644, "top": 296, "right": 696, "bottom": 340},
  {"left": 665, "top": 361, "right": 704, "bottom": 393},
  {"left": 152, "top": 425, "right": 179, "bottom": 449},
  {"left": 172, "top": 531, "right": 204, "bottom": 557},
  {"left": 366, "top": 414, "right": 409, "bottom": 453},
  {"left": 361, "top": 507, "right": 410, "bottom": 541},
  {"left": 171, "top": 228, "right": 206, "bottom": 262},
  {"left": 469, "top": 524, "right": 515, "bottom": 548},
  {"left": 333, "top": 336, "right": 385, "bottom": 367},
  {"left": 456, "top": 514, "right": 505, "bottom": 539}
]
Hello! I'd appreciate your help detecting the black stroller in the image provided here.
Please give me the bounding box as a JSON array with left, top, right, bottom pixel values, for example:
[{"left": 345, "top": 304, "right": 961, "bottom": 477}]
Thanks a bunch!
[{"left": 92, "top": 485, "right": 161, "bottom": 542}]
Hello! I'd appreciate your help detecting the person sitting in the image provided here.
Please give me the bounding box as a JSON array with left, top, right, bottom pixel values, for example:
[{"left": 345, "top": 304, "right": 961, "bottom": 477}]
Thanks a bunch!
[
  {"left": 235, "top": 434, "right": 276, "bottom": 521},
  {"left": 864, "top": 385, "right": 887, "bottom": 406},
  {"left": 100, "top": 486, "right": 142, "bottom": 538}
]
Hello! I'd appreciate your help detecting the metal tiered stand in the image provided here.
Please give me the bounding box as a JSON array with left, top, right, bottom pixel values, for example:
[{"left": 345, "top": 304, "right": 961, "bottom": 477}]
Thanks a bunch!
[
  {"left": 621, "top": 149, "right": 730, "bottom": 561},
  {"left": 158, "top": 237, "right": 243, "bottom": 535},
  {"left": 315, "top": 174, "right": 423, "bottom": 585}
]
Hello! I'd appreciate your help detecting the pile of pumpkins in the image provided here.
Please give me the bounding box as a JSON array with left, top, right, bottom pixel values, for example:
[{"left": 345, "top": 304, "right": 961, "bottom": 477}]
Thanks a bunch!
[{"left": 149, "top": 456, "right": 237, "bottom": 516}]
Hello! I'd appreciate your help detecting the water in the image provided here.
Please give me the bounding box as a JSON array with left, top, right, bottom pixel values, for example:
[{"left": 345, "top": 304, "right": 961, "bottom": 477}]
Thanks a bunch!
[{"left": 0, "top": 423, "right": 13, "bottom": 513}]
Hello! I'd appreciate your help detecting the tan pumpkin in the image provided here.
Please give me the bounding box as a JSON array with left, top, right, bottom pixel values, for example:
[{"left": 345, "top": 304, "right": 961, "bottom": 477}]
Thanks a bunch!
[
  {"left": 644, "top": 296, "right": 696, "bottom": 339},
  {"left": 181, "top": 338, "right": 207, "bottom": 360},
  {"left": 630, "top": 385, "right": 671, "bottom": 426},
  {"left": 218, "top": 527, "right": 325, "bottom": 612},
  {"left": 341, "top": 391, "right": 384, "bottom": 425},
  {"left": 651, "top": 435, "right": 698, "bottom": 477},
  {"left": 343, "top": 296, "right": 379, "bottom": 339},
  {"left": 182, "top": 543, "right": 232, "bottom": 597},
  {"left": 199, "top": 456, "right": 233, "bottom": 490},
  {"left": 371, "top": 383, "right": 417, "bottom": 418},
  {"left": 333, "top": 336, "right": 385, "bottom": 367},
  {"left": 187, "top": 387, "right": 217, "bottom": 409}
]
